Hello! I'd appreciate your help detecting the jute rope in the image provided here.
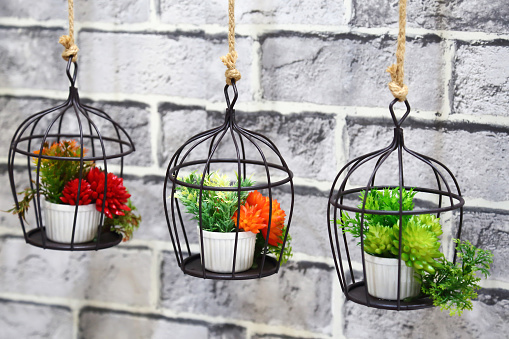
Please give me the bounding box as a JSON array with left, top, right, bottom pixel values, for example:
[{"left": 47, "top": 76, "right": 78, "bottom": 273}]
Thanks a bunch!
[
  {"left": 220, "top": 0, "right": 241, "bottom": 85},
  {"left": 59, "top": 0, "right": 79, "bottom": 62},
  {"left": 386, "top": 0, "right": 408, "bottom": 101}
]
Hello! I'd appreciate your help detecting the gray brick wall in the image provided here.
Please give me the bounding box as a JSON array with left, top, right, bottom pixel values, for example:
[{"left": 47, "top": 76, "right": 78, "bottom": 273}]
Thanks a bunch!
[{"left": 0, "top": 0, "right": 508, "bottom": 338}]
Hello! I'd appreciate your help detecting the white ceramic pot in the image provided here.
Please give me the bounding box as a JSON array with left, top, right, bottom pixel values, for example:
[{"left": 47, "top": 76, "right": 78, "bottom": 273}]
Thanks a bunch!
[
  {"left": 43, "top": 200, "right": 101, "bottom": 243},
  {"left": 197, "top": 227, "right": 257, "bottom": 273},
  {"left": 364, "top": 252, "right": 421, "bottom": 300}
]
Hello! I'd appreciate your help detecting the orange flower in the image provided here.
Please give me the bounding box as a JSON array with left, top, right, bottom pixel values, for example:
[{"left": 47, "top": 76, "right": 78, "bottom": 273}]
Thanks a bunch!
[
  {"left": 233, "top": 190, "right": 286, "bottom": 246},
  {"left": 232, "top": 204, "right": 266, "bottom": 233}
]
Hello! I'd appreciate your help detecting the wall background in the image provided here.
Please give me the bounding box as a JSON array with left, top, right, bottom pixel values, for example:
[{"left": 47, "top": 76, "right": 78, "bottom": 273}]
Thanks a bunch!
[{"left": 0, "top": 0, "right": 508, "bottom": 338}]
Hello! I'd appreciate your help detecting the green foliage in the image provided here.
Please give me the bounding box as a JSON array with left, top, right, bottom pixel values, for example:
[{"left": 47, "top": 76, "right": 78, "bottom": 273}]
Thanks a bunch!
[
  {"left": 174, "top": 171, "right": 254, "bottom": 232},
  {"left": 105, "top": 199, "right": 141, "bottom": 241},
  {"left": 340, "top": 187, "right": 417, "bottom": 238},
  {"left": 6, "top": 187, "right": 37, "bottom": 223},
  {"left": 34, "top": 140, "right": 94, "bottom": 203},
  {"left": 420, "top": 239, "right": 493, "bottom": 316},
  {"left": 252, "top": 226, "right": 293, "bottom": 267}
]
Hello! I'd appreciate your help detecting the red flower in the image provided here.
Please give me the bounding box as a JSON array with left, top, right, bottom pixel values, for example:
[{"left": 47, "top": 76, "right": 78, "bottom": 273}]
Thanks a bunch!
[
  {"left": 60, "top": 179, "right": 94, "bottom": 205},
  {"left": 87, "top": 167, "right": 131, "bottom": 219}
]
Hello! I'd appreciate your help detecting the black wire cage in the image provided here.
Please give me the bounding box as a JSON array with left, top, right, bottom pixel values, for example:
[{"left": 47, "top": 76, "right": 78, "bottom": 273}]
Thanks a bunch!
[
  {"left": 8, "top": 58, "right": 135, "bottom": 251},
  {"left": 327, "top": 99, "right": 465, "bottom": 310},
  {"left": 163, "top": 80, "right": 294, "bottom": 280}
]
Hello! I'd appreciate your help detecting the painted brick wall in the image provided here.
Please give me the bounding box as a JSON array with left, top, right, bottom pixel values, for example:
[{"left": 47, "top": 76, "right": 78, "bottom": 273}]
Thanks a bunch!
[{"left": 0, "top": 1, "right": 508, "bottom": 338}]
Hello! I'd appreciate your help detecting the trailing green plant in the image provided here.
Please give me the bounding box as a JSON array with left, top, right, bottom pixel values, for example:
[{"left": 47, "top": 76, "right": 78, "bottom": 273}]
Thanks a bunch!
[
  {"left": 253, "top": 225, "right": 293, "bottom": 267},
  {"left": 419, "top": 239, "right": 493, "bottom": 316},
  {"left": 104, "top": 199, "right": 141, "bottom": 241},
  {"left": 174, "top": 171, "right": 254, "bottom": 232}
]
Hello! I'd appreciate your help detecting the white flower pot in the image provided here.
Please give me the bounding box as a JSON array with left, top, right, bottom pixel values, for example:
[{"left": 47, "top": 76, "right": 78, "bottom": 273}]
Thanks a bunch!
[
  {"left": 197, "top": 227, "right": 257, "bottom": 273},
  {"left": 43, "top": 200, "right": 101, "bottom": 243},
  {"left": 364, "top": 253, "right": 421, "bottom": 300}
]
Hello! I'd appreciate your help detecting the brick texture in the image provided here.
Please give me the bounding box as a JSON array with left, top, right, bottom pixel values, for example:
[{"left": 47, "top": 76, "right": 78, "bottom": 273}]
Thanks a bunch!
[
  {"left": 453, "top": 41, "right": 509, "bottom": 117},
  {"left": 0, "top": 300, "right": 72, "bottom": 339},
  {"left": 351, "top": 0, "right": 509, "bottom": 34},
  {"left": 261, "top": 34, "right": 445, "bottom": 112},
  {"left": 0, "top": 236, "right": 153, "bottom": 307},
  {"left": 343, "top": 288, "right": 509, "bottom": 339},
  {"left": 78, "top": 30, "right": 254, "bottom": 101},
  {"left": 345, "top": 118, "right": 509, "bottom": 202},
  {"left": 161, "top": 253, "right": 334, "bottom": 335},
  {"left": 159, "top": 0, "right": 346, "bottom": 26},
  {"left": 0, "top": 0, "right": 151, "bottom": 23}
]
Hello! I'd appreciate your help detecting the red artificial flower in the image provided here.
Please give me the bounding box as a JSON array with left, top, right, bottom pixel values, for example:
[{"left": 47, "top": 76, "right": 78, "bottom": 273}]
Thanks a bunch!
[
  {"left": 60, "top": 179, "right": 94, "bottom": 205},
  {"left": 87, "top": 167, "right": 131, "bottom": 219},
  {"left": 233, "top": 190, "right": 286, "bottom": 246}
]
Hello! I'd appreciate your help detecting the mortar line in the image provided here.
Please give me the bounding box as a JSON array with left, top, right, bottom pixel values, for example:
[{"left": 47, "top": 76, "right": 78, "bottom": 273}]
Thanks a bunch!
[
  {"left": 440, "top": 39, "right": 455, "bottom": 120},
  {"left": 343, "top": 0, "right": 354, "bottom": 25},
  {"left": 251, "top": 40, "right": 263, "bottom": 102},
  {"left": 149, "top": 0, "right": 159, "bottom": 24},
  {"left": 2, "top": 18, "right": 509, "bottom": 42},
  {"left": 332, "top": 269, "right": 347, "bottom": 339},
  {"left": 149, "top": 102, "right": 161, "bottom": 168}
]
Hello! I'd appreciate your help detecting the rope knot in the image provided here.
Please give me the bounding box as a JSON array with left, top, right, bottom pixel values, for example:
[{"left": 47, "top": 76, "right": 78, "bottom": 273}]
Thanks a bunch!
[
  {"left": 386, "top": 64, "right": 408, "bottom": 102},
  {"left": 221, "top": 51, "right": 241, "bottom": 86},
  {"left": 59, "top": 35, "right": 79, "bottom": 62}
]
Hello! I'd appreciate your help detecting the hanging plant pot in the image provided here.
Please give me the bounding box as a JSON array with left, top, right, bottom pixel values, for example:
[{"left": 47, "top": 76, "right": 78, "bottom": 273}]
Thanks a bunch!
[
  {"left": 364, "top": 253, "right": 420, "bottom": 300},
  {"left": 44, "top": 200, "right": 101, "bottom": 244},
  {"left": 197, "top": 227, "right": 256, "bottom": 273}
]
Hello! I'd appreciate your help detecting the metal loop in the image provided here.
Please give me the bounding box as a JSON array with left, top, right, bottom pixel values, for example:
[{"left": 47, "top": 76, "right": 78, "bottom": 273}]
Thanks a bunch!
[
  {"left": 389, "top": 98, "right": 411, "bottom": 128},
  {"left": 224, "top": 79, "right": 238, "bottom": 111},
  {"left": 66, "top": 57, "right": 78, "bottom": 87}
]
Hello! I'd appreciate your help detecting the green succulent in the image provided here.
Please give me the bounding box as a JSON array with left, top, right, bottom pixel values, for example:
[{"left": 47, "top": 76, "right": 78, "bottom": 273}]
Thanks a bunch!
[
  {"left": 363, "top": 224, "right": 394, "bottom": 257},
  {"left": 390, "top": 215, "right": 444, "bottom": 274}
]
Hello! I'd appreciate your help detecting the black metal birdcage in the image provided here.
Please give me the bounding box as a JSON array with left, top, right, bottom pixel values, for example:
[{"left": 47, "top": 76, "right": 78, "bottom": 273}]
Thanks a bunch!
[
  {"left": 327, "top": 99, "right": 465, "bottom": 310},
  {"left": 8, "top": 57, "right": 135, "bottom": 251},
  {"left": 163, "top": 80, "right": 294, "bottom": 280}
]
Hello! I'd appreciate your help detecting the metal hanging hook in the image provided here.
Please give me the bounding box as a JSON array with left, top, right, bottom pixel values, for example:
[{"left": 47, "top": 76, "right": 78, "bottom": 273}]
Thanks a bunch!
[
  {"left": 389, "top": 98, "right": 411, "bottom": 128},
  {"left": 66, "top": 57, "right": 78, "bottom": 87},
  {"left": 224, "top": 79, "right": 238, "bottom": 111}
]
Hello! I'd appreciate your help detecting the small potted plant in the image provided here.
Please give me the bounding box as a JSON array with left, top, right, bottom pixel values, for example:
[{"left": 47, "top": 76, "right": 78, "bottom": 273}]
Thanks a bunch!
[
  {"left": 175, "top": 171, "right": 292, "bottom": 273},
  {"left": 340, "top": 187, "right": 493, "bottom": 315},
  {"left": 9, "top": 140, "right": 141, "bottom": 243}
]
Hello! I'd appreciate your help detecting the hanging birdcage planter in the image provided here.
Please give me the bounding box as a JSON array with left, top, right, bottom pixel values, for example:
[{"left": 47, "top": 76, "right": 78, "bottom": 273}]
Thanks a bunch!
[
  {"left": 7, "top": 0, "right": 139, "bottom": 251},
  {"left": 327, "top": 0, "right": 492, "bottom": 314},
  {"left": 163, "top": 0, "right": 294, "bottom": 280}
]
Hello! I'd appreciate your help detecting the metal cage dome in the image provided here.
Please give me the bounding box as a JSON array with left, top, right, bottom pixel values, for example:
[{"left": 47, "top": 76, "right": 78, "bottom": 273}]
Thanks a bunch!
[
  {"left": 8, "top": 58, "right": 135, "bottom": 251},
  {"left": 163, "top": 81, "right": 294, "bottom": 280},
  {"left": 327, "top": 99, "right": 465, "bottom": 310}
]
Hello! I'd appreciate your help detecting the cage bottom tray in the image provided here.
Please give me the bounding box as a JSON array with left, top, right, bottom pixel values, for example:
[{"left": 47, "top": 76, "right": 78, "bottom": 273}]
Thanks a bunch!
[
  {"left": 182, "top": 254, "right": 279, "bottom": 280},
  {"left": 347, "top": 281, "right": 434, "bottom": 310},
  {"left": 26, "top": 227, "right": 122, "bottom": 251}
]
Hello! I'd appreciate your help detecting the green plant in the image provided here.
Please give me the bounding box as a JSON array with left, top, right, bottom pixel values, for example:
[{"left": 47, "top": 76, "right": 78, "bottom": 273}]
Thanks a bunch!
[
  {"left": 419, "top": 239, "right": 493, "bottom": 316},
  {"left": 340, "top": 187, "right": 417, "bottom": 238},
  {"left": 175, "top": 171, "right": 254, "bottom": 232},
  {"left": 104, "top": 199, "right": 141, "bottom": 241},
  {"left": 339, "top": 187, "right": 493, "bottom": 316}
]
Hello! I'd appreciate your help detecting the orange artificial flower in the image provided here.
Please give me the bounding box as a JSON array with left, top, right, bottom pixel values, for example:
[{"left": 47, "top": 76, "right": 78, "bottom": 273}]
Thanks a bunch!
[
  {"left": 234, "top": 190, "right": 286, "bottom": 246},
  {"left": 232, "top": 204, "right": 266, "bottom": 233}
]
